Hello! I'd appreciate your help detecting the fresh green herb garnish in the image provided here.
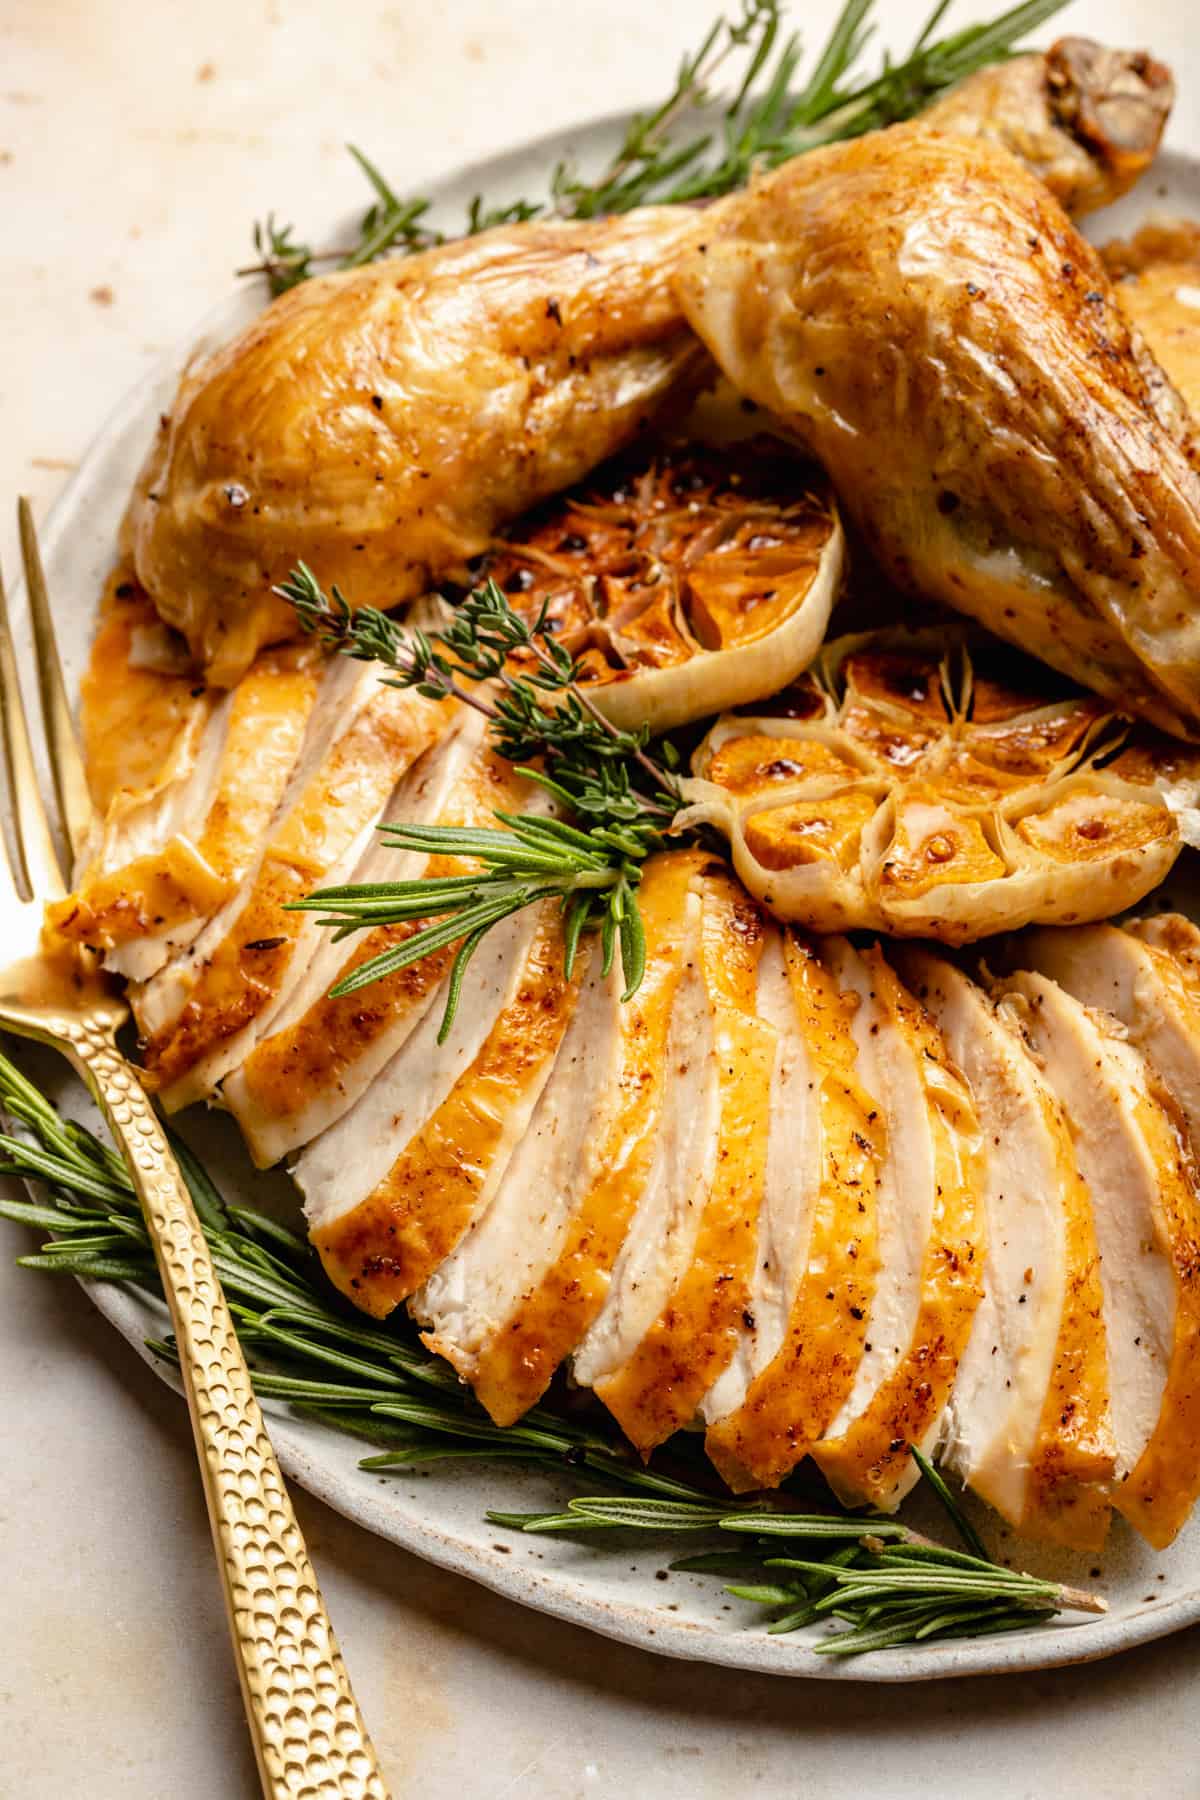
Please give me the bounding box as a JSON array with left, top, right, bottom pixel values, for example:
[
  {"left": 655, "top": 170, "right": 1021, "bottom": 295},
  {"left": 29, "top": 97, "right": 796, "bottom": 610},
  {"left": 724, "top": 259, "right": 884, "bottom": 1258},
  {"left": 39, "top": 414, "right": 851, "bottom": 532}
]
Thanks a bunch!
[
  {"left": 0, "top": 1044, "right": 1104, "bottom": 1657},
  {"left": 277, "top": 564, "right": 684, "bottom": 1034},
  {"left": 241, "top": 0, "right": 1069, "bottom": 295},
  {"left": 487, "top": 1496, "right": 1104, "bottom": 1653}
]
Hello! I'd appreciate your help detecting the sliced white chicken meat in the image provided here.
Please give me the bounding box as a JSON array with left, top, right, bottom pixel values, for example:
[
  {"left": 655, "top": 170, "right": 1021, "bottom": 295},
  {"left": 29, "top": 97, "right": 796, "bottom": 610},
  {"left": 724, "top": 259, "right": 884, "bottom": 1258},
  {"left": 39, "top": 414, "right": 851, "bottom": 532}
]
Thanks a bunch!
[
  {"left": 1129, "top": 914, "right": 1200, "bottom": 1091},
  {"left": 703, "top": 935, "right": 883, "bottom": 1492},
  {"left": 804, "top": 942, "right": 985, "bottom": 1511},
  {"left": 414, "top": 851, "right": 702, "bottom": 1425},
  {"left": 1020, "top": 920, "right": 1200, "bottom": 1156},
  {"left": 300, "top": 896, "right": 582, "bottom": 1318},
  {"left": 73, "top": 571, "right": 210, "bottom": 820},
  {"left": 131, "top": 658, "right": 448, "bottom": 1110},
  {"left": 699, "top": 926, "right": 816, "bottom": 1430},
  {"left": 99, "top": 653, "right": 320, "bottom": 983},
  {"left": 223, "top": 711, "right": 518, "bottom": 1167},
  {"left": 570, "top": 863, "right": 773, "bottom": 1455},
  {"left": 995, "top": 970, "right": 1200, "bottom": 1548},
  {"left": 49, "top": 580, "right": 321, "bottom": 982},
  {"left": 895, "top": 948, "right": 1115, "bottom": 1549},
  {"left": 1132, "top": 911, "right": 1200, "bottom": 982}
]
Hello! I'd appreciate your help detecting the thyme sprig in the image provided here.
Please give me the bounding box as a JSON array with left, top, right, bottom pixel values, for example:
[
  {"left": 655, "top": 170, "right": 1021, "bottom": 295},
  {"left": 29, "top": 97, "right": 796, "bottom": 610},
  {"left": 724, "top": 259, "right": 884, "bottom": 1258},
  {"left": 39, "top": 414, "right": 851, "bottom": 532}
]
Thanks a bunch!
[
  {"left": 278, "top": 564, "right": 684, "bottom": 1029},
  {"left": 0, "top": 1045, "right": 1105, "bottom": 1658},
  {"left": 242, "top": 0, "right": 1068, "bottom": 295}
]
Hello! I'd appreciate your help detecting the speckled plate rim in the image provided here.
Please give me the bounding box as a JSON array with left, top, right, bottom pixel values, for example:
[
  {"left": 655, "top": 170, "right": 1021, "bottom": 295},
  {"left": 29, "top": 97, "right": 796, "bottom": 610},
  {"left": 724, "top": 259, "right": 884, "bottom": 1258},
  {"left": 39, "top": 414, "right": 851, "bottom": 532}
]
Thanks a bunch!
[{"left": 14, "top": 113, "right": 1200, "bottom": 1681}]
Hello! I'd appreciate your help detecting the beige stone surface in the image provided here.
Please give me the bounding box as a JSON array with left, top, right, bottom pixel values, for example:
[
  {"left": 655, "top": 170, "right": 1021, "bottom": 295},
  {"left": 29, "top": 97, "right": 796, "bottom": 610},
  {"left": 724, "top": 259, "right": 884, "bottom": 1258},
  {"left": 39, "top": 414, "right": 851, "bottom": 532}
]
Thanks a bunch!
[{"left": 3, "top": 1, "right": 1200, "bottom": 1793}]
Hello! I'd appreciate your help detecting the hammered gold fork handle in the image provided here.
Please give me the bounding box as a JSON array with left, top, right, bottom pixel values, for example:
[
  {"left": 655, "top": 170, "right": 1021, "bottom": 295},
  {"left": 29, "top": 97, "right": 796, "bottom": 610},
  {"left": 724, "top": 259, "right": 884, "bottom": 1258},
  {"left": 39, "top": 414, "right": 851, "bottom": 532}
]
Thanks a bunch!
[{"left": 61, "top": 1018, "right": 390, "bottom": 1800}]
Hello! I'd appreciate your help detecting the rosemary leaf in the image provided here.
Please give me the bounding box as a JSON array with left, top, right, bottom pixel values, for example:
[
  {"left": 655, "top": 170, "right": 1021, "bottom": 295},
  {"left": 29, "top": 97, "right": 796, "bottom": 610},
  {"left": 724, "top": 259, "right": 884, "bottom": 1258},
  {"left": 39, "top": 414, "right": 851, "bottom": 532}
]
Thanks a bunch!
[
  {"left": 910, "top": 1441, "right": 989, "bottom": 1559},
  {"left": 564, "top": 1496, "right": 742, "bottom": 1531},
  {"left": 720, "top": 1513, "right": 908, "bottom": 1540},
  {"left": 725, "top": 1582, "right": 807, "bottom": 1607}
]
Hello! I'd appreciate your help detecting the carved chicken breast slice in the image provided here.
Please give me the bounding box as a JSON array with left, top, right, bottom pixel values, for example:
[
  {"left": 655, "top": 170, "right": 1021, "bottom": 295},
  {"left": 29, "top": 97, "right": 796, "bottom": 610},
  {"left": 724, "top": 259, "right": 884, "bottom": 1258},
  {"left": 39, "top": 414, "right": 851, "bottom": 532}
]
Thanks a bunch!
[
  {"left": 674, "top": 124, "right": 1200, "bottom": 738},
  {"left": 49, "top": 571, "right": 220, "bottom": 972},
  {"left": 52, "top": 640, "right": 320, "bottom": 982},
  {"left": 1131, "top": 912, "right": 1200, "bottom": 1004},
  {"left": 300, "top": 900, "right": 581, "bottom": 1318},
  {"left": 132, "top": 659, "right": 448, "bottom": 1109},
  {"left": 1020, "top": 920, "right": 1200, "bottom": 1156},
  {"left": 223, "top": 711, "right": 515, "bottom": 1167},
  {"left": 127, "top": 210, "right": 709, "bottom": 684},
  {"left": 574, "top": 864, "right": 773, "bottom": 1455},
  {"left": 895, "top": 948, "right": 1115, "bottom": 1550},
  {"left": 412, "top": 851, "right": 700, "bottom": 1425},
  {"left": 703, "top": 936, "right": 882, "bottom": 1492},
  {"left": 996, "top": 970, "right": 1200, "bottom": 1548},
  {"left": 699, "top": 927, "right": 811, "bottom": 1431},
  {"left": 566, "top": 864, "right": 770, "bottom": 1453},
  {"left": 74, "top": 570, "right": 211, "bottom": 818},
  {"left": 801, "top": 943, "right": 985, "bottom": 1510}
]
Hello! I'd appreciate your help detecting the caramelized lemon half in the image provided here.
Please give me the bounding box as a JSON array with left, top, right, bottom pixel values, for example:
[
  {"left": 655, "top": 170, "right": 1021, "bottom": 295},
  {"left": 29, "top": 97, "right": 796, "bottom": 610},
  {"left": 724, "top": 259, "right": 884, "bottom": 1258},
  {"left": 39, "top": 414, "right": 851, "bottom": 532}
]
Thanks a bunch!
[{"left": 481, "top": 438, "right": 844, "bottom": 733}]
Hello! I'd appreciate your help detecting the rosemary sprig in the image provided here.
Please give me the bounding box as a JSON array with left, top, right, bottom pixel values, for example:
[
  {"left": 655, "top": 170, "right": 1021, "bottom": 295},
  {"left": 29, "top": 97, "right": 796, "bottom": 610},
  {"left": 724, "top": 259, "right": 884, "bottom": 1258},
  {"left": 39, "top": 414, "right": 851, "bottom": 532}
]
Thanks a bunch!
[
  {"left": 242, "top": 0, "right": 1068, "bottom": 296},
  {"left": 278, "top": 564, "right": 683, "bottom": 1031},
  {"left": 0, "top": 1047, "right": 1105, "bottom": 1658},
  {"left": 488, "top": 1498, "right": 1104, "bottom": 1654},
  {"left": 239, "top": 146, "right": 445, "bottom": 292}
]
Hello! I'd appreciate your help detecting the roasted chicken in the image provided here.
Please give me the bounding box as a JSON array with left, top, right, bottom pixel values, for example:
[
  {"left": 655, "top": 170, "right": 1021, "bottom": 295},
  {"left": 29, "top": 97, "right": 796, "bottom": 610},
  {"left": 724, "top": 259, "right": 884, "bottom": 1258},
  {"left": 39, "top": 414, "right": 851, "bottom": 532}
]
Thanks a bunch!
[
  {"left": 1104, "top": 218, "right": 1200, "bottom": 425},
  {"left": 673, "top": 124, "right": 1200, "bottom": 739},
  {"left": 298, "top": 867, "right": 1200, "bottom": 1546},
  {"left": 987, "top": 950, "right": 1200, "bottom": 1550},
  {"left": 122, "top": 36, "right": 1171, "bottom": 689},
  {"left": 50, "top": 572, "right": 324, "bottom": 981},
  {"left": 128, "top": 658, "right": 450, "bottom": 1111},
  {"left": 895, "top": 948, "right": 1115, "bottom": 1549},
  {"left": 49, "top": 589, "right": 1200, "bottom": 1542},
  {"left": 44, "top": 32, "right": 1200, "bottom": 1553},
  {"left": 127, "top": 210, "right": 709, "bottom": 684}
]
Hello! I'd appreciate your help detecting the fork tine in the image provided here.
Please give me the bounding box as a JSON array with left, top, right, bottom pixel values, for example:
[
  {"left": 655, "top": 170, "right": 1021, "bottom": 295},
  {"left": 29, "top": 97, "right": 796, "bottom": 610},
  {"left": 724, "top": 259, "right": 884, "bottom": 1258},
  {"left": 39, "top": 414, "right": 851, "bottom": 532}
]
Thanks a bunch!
[
  {"left": 19, "top": 498, "right": 94, "bottom": 867},
  {"left": 0, "top": 552, "right": 65, "bottom": 901}
]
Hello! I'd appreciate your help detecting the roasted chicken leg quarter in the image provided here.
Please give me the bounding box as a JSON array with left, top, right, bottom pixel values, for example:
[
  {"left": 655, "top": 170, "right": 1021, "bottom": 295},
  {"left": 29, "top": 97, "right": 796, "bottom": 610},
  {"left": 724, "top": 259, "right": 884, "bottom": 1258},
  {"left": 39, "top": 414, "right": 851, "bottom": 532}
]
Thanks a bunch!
[
  {"left": 674, "top": 123, "right": 1200, "bottom": 739},
  {"left": 126, "top": 34, "right": 1170, "bottom": 688},
  {"left": 128, "top": 211, "right": 709, "bottom": 684}
]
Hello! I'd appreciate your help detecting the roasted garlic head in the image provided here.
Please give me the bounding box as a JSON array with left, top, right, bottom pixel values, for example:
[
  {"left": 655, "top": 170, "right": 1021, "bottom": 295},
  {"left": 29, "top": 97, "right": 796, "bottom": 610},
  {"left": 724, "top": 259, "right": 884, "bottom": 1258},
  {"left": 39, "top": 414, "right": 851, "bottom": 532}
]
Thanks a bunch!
[{"left": 683, "top": 632, "right": 1200, "bottom": 942}]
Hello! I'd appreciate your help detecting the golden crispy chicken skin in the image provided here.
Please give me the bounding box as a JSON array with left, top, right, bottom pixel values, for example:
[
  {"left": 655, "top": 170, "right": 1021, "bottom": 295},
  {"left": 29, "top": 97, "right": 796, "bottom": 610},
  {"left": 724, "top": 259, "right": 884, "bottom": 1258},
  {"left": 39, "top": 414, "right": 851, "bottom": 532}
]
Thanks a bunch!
[
  {"left": 1104, "top": 218, "right": 1200, "bottom": 428},
  {"left": 127, "top": 211, "right": 708, "bottom": 684},
  {"left": 674, "top": 124, "right": 1200, "bottom": 740},
  {"left": 922, "top": 36, "right": 1173, "bottom": 216}
]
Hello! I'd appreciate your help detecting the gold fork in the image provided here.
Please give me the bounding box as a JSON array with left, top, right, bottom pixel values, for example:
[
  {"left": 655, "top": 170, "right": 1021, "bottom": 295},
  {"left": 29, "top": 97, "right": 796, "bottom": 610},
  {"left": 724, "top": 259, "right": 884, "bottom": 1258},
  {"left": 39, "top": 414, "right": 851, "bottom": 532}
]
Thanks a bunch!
[{"left": 0, "top": 500, "right": 389, "bottom": 1800}]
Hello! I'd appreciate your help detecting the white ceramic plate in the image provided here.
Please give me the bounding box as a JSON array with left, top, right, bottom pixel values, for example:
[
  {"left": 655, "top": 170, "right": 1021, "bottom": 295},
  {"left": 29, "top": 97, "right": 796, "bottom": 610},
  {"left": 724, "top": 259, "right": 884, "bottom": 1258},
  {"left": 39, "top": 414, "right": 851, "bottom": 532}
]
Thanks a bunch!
[{"left": 13, "top": 116, "right": 1200, "bottom": 1681}]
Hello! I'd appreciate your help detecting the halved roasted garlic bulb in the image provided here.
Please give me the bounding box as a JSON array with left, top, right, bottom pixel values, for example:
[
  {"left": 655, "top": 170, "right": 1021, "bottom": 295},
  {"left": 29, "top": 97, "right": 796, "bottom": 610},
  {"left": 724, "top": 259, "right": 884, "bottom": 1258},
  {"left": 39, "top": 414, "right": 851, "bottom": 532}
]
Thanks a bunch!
[
  {"left": 480, "top": 438, "right": 844, "bottom": 733},
  {"left": 682, "top": 630, "right": 1200, "bottom": 942}
]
